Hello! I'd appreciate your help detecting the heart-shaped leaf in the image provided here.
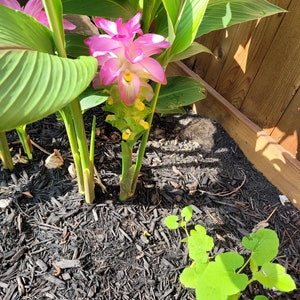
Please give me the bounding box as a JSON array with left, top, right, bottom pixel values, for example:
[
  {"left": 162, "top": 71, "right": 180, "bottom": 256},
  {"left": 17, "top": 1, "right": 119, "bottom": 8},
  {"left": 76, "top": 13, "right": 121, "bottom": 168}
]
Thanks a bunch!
[
  {"left": 197, "top": 252, "right": 248, "bottom": 298},
  {"left": 253, "top": 262, "right": 296, "bottom": 292},
  {"left": 164, "top": 215, "right": 179, "bottom": 230},
  {"left": 242, "top": 228, "right": 279, "bottom": 266}
]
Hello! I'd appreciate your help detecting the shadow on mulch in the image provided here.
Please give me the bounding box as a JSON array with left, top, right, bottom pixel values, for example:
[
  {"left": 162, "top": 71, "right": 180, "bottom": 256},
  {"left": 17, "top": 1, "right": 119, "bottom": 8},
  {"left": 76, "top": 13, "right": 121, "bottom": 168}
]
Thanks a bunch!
[{"left": 1, "top": 108, "right": 299, "bottom": 300}]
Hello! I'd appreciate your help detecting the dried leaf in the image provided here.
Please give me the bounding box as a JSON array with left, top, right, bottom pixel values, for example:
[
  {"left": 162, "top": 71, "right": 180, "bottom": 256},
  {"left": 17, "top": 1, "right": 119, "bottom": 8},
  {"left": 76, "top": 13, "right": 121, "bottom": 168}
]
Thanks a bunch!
[
  {"left": 12, "top": 153, "right": 29, "bottom": 164},
  {"left": 45, "top": 149, "right": 64, "bottom": 169},
  {"left": 68, "top": 163, "right": 76, "bottom": 178}
]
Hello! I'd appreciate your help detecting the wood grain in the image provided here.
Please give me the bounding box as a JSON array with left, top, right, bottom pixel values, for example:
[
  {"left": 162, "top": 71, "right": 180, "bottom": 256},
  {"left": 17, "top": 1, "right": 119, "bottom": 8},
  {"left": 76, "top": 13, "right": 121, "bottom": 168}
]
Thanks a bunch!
[
  {"left": 241, "top": 0, "right": 300, "bottom": 130},
  {"left": 270, "top": 87, "right": 300, "bottom": 160}
]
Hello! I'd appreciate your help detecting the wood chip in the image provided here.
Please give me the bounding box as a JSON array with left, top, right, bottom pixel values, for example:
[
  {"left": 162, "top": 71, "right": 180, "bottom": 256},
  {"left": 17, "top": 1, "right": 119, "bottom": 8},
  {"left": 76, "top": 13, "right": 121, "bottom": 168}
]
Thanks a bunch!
[
  {"left": 53, "top": 259, "right": 81, "bottom": 269},
  {"left": 43, "top": 274, "right": 65, "bottom": 287}
]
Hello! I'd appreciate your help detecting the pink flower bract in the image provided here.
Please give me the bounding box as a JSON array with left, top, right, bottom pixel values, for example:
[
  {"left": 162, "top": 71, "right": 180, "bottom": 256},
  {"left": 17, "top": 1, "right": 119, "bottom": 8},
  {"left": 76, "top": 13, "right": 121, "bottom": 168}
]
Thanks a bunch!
[
  {"left": 0, "top": 0, "right": 76, "bottom": 30},
  {"left": 84, "top": 12, "right": 169, "bottom": 105}
]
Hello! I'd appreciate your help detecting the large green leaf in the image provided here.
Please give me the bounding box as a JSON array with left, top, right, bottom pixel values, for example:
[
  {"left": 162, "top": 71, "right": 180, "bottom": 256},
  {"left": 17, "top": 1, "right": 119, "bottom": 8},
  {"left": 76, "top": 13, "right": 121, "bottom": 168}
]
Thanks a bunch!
[
  {"left": 166, "top": 0, "right": 210, "bottom": 56},
  {"left": 197, "top": 0, "right": 286, "bottom": 37},
  {"left": 62, "top": 0, "right": 136, "bottom": 19},
  {"left": 162, "top": 0, "right": 182, "bottom": 27},
  {"left": 170, "top": 41, "right": 213, "bottom": 62},
  {"left": 80, "top": 86, "right": 108, "bottom": 112},
  {"left": 156, "top": 76, "right": 206, "bottom": 114},
  {"left": 65, "top": 34, "right": 90, "bottom": 57},
  {"left": 0, "top": 50, "right": 97, "bottom": 132},
  {"left": 0, "top": 4, "right": 54, "bottom": 53}
]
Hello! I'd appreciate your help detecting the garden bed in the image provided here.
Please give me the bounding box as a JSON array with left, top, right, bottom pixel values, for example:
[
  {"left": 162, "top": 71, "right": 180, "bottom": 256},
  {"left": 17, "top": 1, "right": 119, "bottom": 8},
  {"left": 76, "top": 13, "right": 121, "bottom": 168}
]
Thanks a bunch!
[{"left": 0, "top": 108, "right": 299, "bottom": 299}]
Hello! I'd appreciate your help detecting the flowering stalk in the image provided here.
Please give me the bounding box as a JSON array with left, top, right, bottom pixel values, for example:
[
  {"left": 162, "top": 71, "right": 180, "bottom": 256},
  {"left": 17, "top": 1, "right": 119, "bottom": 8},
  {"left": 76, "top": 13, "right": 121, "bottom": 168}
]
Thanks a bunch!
[
  {"left": 131, "top": 82, "right": 162, "bottom": 195},
  {"left": 42, "top": 0, "right": 95, "bottom": 203},
  {"left": 85, "top": 12, "right": 169, "bottom": 200}
]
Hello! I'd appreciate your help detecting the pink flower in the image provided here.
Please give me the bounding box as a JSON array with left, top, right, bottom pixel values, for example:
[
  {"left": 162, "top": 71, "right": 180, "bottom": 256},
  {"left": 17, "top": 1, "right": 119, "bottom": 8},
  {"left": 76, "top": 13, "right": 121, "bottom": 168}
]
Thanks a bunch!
[
  {"left": 0, "top": 0, "right": 75, "bottom": 30},
  {"left": 84, "top": 12, "right": 169, "bottom": 105}
]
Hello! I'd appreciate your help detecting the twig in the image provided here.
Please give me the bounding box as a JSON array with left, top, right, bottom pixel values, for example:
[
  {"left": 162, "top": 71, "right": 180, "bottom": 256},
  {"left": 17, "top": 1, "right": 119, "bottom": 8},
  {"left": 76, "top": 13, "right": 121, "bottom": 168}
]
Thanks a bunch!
[
  {"left": 198, "top": 172, "right": 247, "bottom": 197},
  {"left": 265, "top": 207, "right": 278, "bottom": 223},
  {"left": 30, "top": 139, "right": 51, "bottom": 155}
]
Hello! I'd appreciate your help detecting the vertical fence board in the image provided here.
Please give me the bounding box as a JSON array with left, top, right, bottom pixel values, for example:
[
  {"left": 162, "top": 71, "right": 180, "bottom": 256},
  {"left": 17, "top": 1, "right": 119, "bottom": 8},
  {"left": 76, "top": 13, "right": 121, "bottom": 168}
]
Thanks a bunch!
[
  {"left": 270, "top": 88, "right": 300, "bottom": 160},
  {"left": 240, "top": 0, "right": 300, "bottom": 130},
  {"left": 184, "top": 0, "right": 299, "bottom": 158}
]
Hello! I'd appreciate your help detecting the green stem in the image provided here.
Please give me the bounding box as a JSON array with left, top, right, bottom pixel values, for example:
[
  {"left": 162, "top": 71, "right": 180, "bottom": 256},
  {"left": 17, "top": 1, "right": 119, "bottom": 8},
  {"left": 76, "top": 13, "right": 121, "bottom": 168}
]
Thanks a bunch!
[
  {"left": 42, "top": 0, "right": 95, "bottom": 203},
  {"left": 131, "top": 83, "right": 162, "bottom": 194},
  {"left": 42, "top": 0, "right": 66, "bottom": 57},
  {"left": 120, "top": 141, "right": 135, "bottom": 201},
  {"left": 0, "top": 132, "right": 14, "bottom": 171},
  {"left": 237, "top": 255, "right": 252, "bottom": 274},
  {"left": 16, "top": 125, "right": 33, "bottom": 160},
  {"left": 70, "top": 99, "right": 95, "bottom": 203},
  {"left": 58, "top": 109, "right": 84, "bottom": 194},
  {"left": 90, "top": 115, "right": 96, "bottom": 165}
]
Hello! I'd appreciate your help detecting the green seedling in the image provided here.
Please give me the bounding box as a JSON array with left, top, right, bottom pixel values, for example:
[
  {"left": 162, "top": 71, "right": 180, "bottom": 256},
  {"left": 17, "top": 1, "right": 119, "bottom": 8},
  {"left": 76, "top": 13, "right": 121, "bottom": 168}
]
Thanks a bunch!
[{"left": 164, "top": 206, "right": 296, "bottom": 300}]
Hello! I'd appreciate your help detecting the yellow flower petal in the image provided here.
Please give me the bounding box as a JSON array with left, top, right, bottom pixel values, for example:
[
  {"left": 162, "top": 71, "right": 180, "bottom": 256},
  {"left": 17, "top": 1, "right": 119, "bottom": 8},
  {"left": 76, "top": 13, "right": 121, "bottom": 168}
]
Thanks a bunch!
[
  {"left": 124, "top": 69, "right": 133, "bottom": 82},
  {"left": 122, "top": 129, "right": 132, "bottom": 140},
  {"left": 135, "top": 99, "right": 145, "bottom": 111},
  {"left": 107, "top": 96, "right": 114, "bottom": 105},
  {"left": 139, "top": 120, "right": 149, "bottom": 130},
  {"left": 105, "top": 114, "right": 116, "bottom": 122}
]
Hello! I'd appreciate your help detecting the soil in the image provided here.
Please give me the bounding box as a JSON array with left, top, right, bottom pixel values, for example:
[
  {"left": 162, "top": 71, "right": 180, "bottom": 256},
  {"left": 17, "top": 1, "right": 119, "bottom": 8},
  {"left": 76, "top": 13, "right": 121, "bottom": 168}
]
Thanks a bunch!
[{"left": 0, "top": 108, "right": 299, "bottom": 300}]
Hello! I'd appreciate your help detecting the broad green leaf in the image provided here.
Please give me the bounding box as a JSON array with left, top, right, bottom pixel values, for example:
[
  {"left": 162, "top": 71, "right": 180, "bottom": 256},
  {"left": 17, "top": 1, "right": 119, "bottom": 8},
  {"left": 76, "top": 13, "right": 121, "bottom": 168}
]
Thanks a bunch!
[
  {"left": 170, "top": 0, "right": 209, "bottom": 56},
  {"left": 164, "top": 215, "right": 179, "bottom": 230},
  {"left": 181, "top": 206, "right": 193, "bottom": 222},
  {"left": 128, "top": 0, "right": 140, "bottom": 10},
  {"left": 197, "top": 252, "right": 248, "bottom": 298},
  {"left": 253, "top": 262, "right": 296, "bottom": 292},
  {"left": 141, "top": 0, "right": 162, "bottom": 33},
  {"left": 0, "top": 5, "right": 54, "bottom": 53},
  {"left": 170, "top": 42, "right": 213, "bottom": 62},
  {"left": 242, "top": 229, "right": 279, "bottom": 266},
  {"left": 66, "top": 34, "right": 90, "bottom": 58},
  {"left": 180, "top": 262, "right": 208, "bottom": 289},
  {"left": 162, "top": 0, "right": 182, "bottom": 27},
  {"left": 162, "top": 1, "right": 176, "bottom": 45},
  {"left": 227, "top": 293, "right": 241, "bottom": 300},
  {"left": 197, "top": 0, "right": 286, "bottom": 37},
  {"left": 156, "top": 76, "right": 206, "bottom": 114},
  {"left": 188, "top": 224, "right": 214, "bottom": 263},
  {"left": 0, "top": 50, "right": 97, "bottom": 132},
  {"left": 62, "top": 0, "right": 136, "bottom": 19},
  {"left": 80, "top": 87, "right": 108, "bottom": 112},
  {"left": 254, "top": 296, "right": 269, "bottom": 300}
]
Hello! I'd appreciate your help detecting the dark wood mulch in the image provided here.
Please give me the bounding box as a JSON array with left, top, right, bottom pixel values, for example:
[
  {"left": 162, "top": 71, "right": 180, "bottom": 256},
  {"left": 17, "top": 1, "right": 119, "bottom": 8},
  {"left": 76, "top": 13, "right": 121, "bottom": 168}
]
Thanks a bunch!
[{"left": 1, "top": 108, "right": 299, "bottom": 300}]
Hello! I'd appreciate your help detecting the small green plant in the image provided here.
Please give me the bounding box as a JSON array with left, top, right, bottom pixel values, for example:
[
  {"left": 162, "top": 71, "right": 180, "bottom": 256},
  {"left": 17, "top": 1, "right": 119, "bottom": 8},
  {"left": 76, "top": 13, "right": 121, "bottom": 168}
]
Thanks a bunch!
[{"left": 164, "top": 206, "right": 296, "bottom": 300}]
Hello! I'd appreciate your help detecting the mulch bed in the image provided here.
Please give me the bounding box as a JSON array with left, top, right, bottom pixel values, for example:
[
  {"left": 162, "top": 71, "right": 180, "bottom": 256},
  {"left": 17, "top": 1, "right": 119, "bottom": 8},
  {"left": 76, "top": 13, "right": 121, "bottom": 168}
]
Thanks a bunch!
[{"left": 1, "top": 108, "right": 299, "bottom": 300}]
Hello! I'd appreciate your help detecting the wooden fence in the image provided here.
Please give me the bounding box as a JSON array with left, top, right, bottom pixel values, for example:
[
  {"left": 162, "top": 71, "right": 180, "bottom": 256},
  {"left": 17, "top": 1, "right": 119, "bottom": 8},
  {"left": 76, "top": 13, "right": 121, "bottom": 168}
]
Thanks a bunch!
[{"left": 184, "top": 0, "right": 300, "bottom": 161}]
